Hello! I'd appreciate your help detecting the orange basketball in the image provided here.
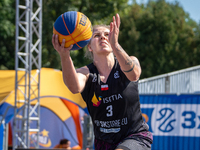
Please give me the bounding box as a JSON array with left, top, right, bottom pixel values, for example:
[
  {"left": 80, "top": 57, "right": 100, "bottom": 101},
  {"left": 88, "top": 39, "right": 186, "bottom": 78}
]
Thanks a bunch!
[{"left": 53, "top": 11, "right": 93, "bottom": 50}]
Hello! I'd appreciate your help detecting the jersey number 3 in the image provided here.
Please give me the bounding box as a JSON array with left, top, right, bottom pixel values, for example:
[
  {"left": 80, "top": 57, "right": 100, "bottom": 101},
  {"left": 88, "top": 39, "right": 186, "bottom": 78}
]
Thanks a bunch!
[{"left": 106, "top": 105, "right": 113, "bottom": 117}]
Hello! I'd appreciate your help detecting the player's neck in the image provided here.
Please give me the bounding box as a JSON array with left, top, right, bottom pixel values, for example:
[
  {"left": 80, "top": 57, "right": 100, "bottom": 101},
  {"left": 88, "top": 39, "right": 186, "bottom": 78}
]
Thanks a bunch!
[{"left": 93, "top": 54, "right": 115, "bottom": 78}]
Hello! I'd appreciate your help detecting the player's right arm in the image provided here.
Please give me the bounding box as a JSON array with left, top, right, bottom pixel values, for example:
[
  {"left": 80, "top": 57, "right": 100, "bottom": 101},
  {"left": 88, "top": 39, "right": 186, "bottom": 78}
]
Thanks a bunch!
[{"left": 52, "top": 34, "right": 89, "bottom": 94}]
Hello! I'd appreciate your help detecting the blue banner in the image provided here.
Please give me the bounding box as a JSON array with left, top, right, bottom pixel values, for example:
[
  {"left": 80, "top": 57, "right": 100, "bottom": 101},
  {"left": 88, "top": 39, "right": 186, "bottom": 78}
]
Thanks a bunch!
[{"left": 140, "top": 94, "right": 200, "bottom": 150}]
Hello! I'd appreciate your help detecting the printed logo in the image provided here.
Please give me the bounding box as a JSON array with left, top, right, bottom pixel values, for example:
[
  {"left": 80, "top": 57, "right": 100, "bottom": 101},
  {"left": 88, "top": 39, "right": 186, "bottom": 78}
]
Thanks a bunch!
[
  {"left": 92, "top": 76, "right": 97, "bottom": 82},
  {"left": 141, "top": 108, "right": 154, "bottom": 132},
  {"left": 79, "top": 14, "right": 87, "bottom": 26},
  {"left": 103, "top": 94, "right": 123, "bottom": 104},
  {"left": 141, "top": 104, "right": 200, "bottom": 137},
  {"left": 142, "top": 113, "right": 149, "bottom": 123},
  {"left": 30, "top": 129, "right": 52, "bottom": 147},
  {"left": 94, "top": 118, "right": 128, "bottom": 128},
  {"left": 157, "top": 108, "right": 176, "bottom": 132},
  {"left": 100, "top": 127, "right": 120, "bottom": 133},
  {"left": 90, "top": 25, "right": 93, "bottom": 32},
  {"left": 114, "top": 71, "right": 120, "bottom": 79},
  {"left": 91, "top": 93, "right": 102, "bottom": 107}
]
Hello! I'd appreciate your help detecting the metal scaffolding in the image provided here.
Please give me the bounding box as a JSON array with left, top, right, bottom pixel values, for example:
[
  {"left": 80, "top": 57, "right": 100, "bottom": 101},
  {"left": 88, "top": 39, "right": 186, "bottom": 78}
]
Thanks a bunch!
[{"left": 13, "top": 0, "right": 42, "bottom": 149}]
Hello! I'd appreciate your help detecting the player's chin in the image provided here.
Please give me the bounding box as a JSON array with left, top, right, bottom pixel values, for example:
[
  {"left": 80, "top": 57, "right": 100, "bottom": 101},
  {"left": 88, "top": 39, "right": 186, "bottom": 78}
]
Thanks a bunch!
[
  {"left": 102, "top": 45, "right": 112, "bottom": 50},
  {"left": 100, "top": 47, "right": 112, "bottom": 52},
  {"left": 100, "top": 50, "right": 113, "bottom": 56}
]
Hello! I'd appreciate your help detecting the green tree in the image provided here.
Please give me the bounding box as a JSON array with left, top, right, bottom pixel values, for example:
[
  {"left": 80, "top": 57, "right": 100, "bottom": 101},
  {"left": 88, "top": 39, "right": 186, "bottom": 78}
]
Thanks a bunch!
[
  {"left": 0, "top": 0, "right": 15, "bottom": 69},
  {"left": 42, "top": 0, "right": 129, "bottom": 70},
  {"left": 0, "top": 0, "right": 129, "bottom": 70},
  {"left": 119, "top": 0, "right": 200, "bottom": 78},
  {"left": 1, "top": 0, "right": 200, "bottom": 79}
]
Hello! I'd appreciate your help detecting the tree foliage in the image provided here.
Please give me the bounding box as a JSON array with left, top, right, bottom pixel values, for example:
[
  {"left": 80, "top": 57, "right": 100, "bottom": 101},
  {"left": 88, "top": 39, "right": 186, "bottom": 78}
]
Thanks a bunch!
[
  {"left": 0, "top": 0, "right": 200, "bottom": 79},
  {"left": 0, "top": 0, "right": 15, "bottom": 69},
  {"left": 119, "top": 0, "right": 200, "bottom": 78},
  {"left": 42, "top": 0, "right": 129, "bottom": 69}
]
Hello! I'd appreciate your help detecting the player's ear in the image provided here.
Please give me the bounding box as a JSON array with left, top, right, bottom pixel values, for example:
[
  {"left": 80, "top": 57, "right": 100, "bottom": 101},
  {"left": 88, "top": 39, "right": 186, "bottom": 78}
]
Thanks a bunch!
[{"left": 88, "top": 44, "right": 93, "bottom": 52}]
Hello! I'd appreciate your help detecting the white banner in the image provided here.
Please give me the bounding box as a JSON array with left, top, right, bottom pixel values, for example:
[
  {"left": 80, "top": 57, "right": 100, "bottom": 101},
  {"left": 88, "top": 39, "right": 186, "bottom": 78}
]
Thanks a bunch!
[{"left": 141, "top": 104, "right": 200, "bottom": 137}]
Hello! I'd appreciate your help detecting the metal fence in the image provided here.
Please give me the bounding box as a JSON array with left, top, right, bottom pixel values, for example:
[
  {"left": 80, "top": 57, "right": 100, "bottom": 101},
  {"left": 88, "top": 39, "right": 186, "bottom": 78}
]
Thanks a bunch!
[{"left": 139, "top": 65, "right": 200, "bottom": 94}]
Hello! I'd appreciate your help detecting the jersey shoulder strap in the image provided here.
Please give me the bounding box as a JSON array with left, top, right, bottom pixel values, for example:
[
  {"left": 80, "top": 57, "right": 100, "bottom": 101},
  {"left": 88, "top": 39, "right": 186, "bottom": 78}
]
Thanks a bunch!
[{"left": 87, "top": 63, "right": 98, "bottom": 74}]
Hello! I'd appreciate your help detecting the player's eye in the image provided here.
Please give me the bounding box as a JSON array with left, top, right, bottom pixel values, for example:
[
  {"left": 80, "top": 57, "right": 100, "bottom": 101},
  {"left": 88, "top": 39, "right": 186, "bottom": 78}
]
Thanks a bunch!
[
  {"left": 105, "top": 33, "right": 109, "bottom": 36},
  {"left": 94, "top": 34, "right": 100, "bottom": 37}
]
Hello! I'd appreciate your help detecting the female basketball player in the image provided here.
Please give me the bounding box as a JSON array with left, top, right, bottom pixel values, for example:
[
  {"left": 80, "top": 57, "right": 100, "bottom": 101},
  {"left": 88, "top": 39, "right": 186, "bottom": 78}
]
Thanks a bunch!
[{"left": 52, "top": 13, "right": 153, "bottom": 150}]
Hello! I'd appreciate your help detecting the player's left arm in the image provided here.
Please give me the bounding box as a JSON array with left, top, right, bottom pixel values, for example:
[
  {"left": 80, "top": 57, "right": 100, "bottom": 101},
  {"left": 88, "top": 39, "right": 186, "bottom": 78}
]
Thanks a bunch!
[
  {"left": 109, "top": 14, "right": 141, "bottom": 81},
  {"left": 114, "top": 44, "right": 142, "bottom": 81}
]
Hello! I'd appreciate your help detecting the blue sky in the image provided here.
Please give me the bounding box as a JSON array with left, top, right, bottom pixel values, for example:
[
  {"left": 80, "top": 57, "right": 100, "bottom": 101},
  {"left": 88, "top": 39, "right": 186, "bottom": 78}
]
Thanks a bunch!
[{"left": 133, "top": 0, "right": 200, "bottom": 23}]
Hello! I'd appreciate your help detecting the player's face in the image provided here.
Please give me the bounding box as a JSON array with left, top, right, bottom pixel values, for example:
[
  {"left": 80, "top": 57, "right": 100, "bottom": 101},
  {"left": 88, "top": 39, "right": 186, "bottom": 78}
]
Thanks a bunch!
[{"left": 88, "top": 27, "right": 112, "bottom": 55}]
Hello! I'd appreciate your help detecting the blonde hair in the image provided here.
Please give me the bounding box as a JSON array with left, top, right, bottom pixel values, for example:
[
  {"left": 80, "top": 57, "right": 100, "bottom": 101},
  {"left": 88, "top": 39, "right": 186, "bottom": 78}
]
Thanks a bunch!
[{"left": 84, "top": 25, "right": 110, "bottom": 60}]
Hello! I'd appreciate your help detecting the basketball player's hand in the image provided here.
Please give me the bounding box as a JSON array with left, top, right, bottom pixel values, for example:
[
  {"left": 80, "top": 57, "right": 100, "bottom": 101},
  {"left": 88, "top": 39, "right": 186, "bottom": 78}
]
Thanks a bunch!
[
  {"left": 109, "top": 13, "right": 120, "bottom": 47},
  {"left": 52, "top": 34, "right": 73, "bottom": 56}
]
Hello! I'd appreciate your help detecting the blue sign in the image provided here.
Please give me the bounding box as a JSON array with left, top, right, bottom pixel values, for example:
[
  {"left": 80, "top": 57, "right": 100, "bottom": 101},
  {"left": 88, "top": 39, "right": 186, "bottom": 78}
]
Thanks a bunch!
[{"left": 140, "top": 94, "right": 200, "bottom": 150}]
